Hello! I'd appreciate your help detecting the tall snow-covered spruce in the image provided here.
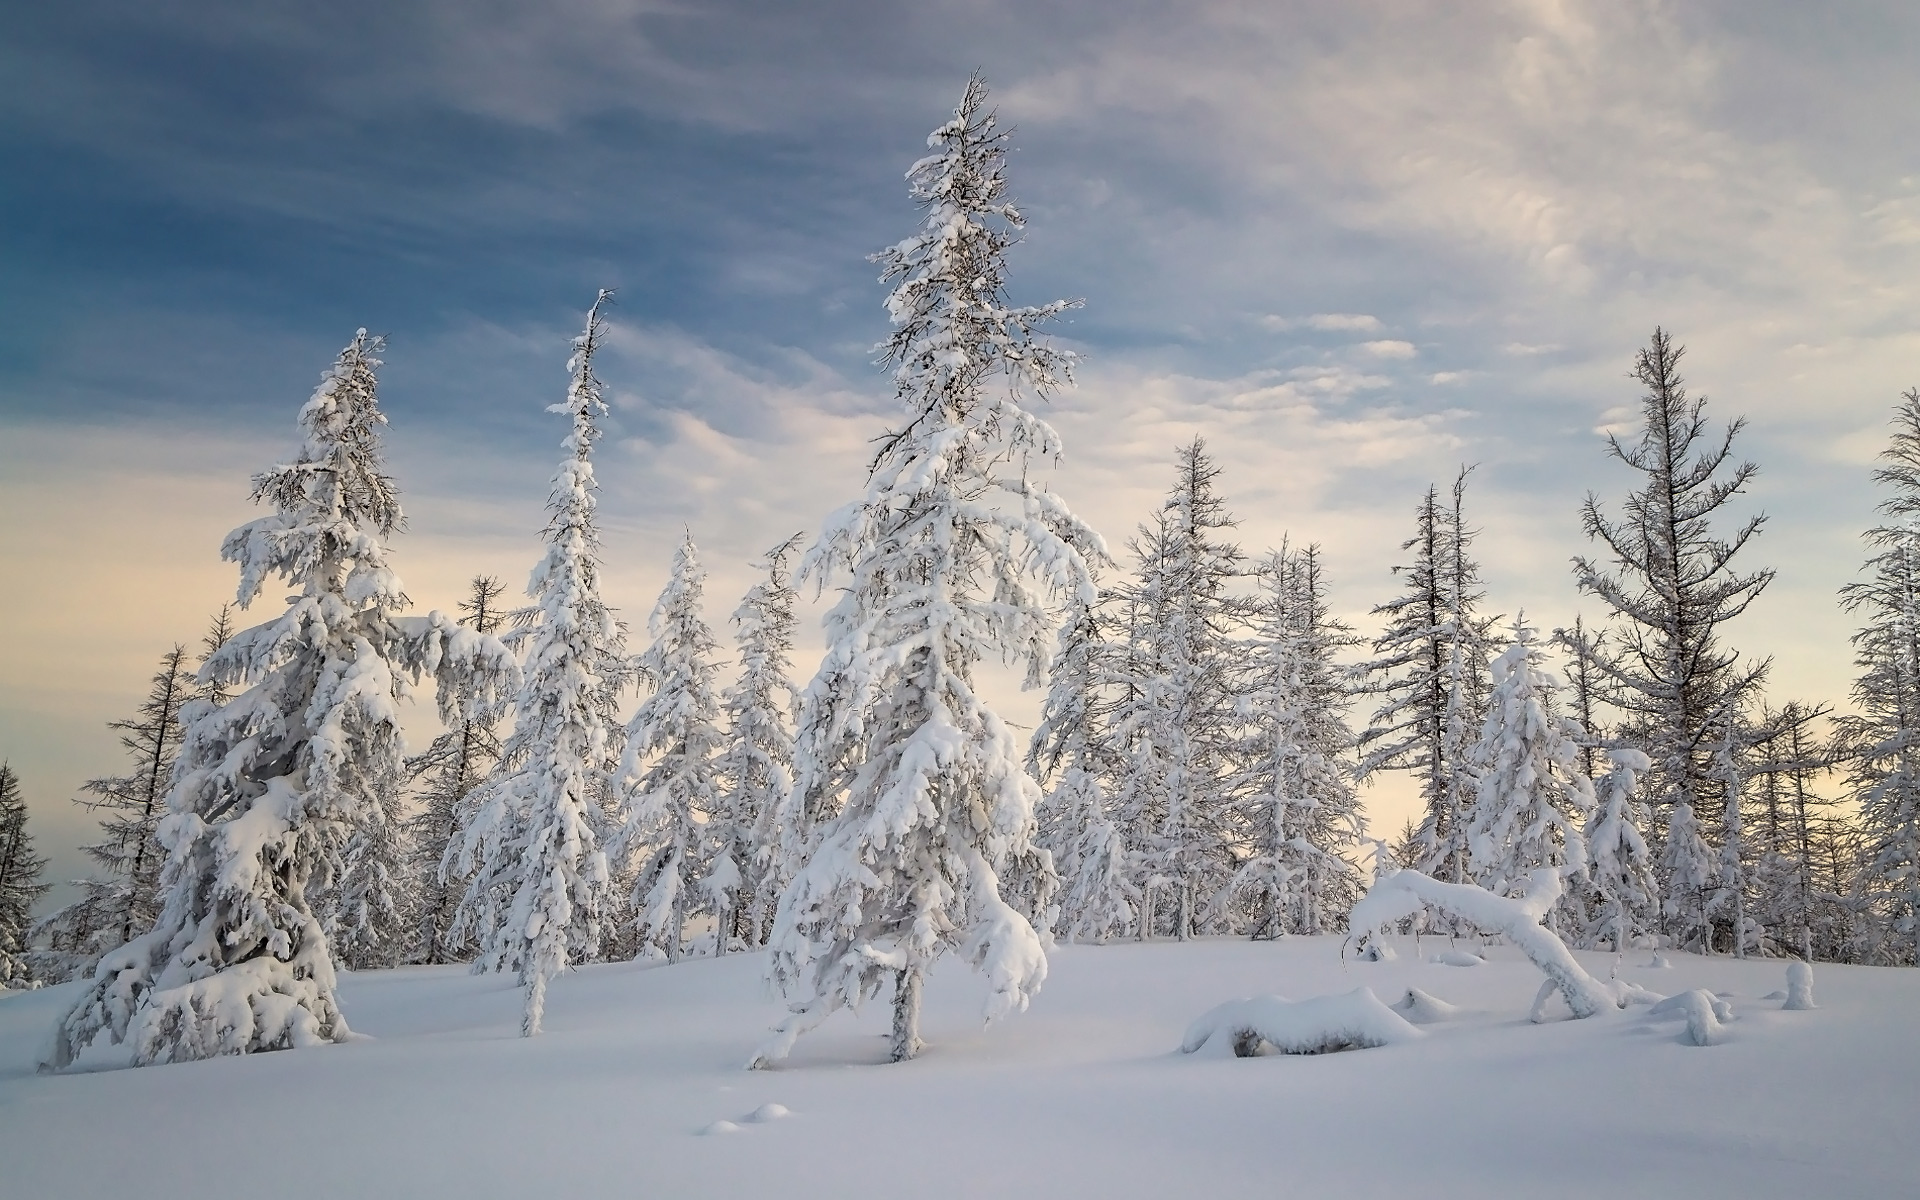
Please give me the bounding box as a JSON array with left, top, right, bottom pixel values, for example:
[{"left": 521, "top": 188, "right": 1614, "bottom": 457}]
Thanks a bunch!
[
  {"left": 0, "top": 763, "right": 50, "bottom": 986},
  {"left": 610, "top": 531, "right": 726, "bottom": 962},
  {"left": 448, "top": 293, "right": 631, "bottom": 1036},
  {"left": 754, "top": 76, "right": 1100, "bottom": 1066},
  {"left": 50, "top": 331, "right": 514, "bottom": 1066}
]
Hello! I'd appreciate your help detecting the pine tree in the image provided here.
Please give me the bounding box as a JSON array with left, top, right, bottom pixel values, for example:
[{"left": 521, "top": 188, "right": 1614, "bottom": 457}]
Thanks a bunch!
[
  {"left": 448, "top": 293, "right": 631, "bottom": 1035},
  {"left": 611, "top": 531, "right": 726, "bottom": 962},
  {"left": 198, "top": 605, "right": 237, "bottom": 708},
  {"left": 1461, "top": 618, "right": 1593, "bottom": 923},
  {"left": 1359, "top": 470, "right": 1495, "bottom": 885},
  {"left": 34, "top": 646, "right": 197, "bottom": 981},
  {"left": 1109, "top": 439, "right": 1247, "bottom": 939},
  {"left": 407, "top": 575, "right": 508, "bottom": 965},
  {"left": 756, "top": 76, "right": 1098, "bottom": 1066},
  {"left": 1745, "top": 702, "right": 1833, "bottom": 960},
  {"left": 1585, "top": 748, "right": 1657, "bottom": 952},
  {"left": 1031, "top": 592, "right": 1135, "bottom": 943},
  {"left": 0, "top": 763, "right": 50, "bottom": 986},
  {"left": 713, "top": 534, "right": 803, "bottom": 951},
  {"left": 1573, "top": 328, "right": 1775, "bottom": 953},
  {"left": 1838, "top": 387, "right": 1920, "bottom": 966},
  {"left": 50, "top": 331, "right": 513, "bottom": 1066},
  {"left": 1222, "top": 543, "right": 1365, "bottom": 937}
]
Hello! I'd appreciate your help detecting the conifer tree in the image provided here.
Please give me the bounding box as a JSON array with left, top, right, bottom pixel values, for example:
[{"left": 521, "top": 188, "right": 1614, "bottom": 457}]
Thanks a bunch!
[
  {"left": 1031, "top": 593, "right": 1134, "bottom": 943},
  {"left": 1745, "top": 702, "right": 1832, "bottom": 960},
  {"left": 0, "top": 762, "right": 50, "bottom": 986},
  {"left": 1461, "top": 618, "right": 1593, "bottom": 923},
  {"left": 755, "top": 77, "right": 1098, "bottom": 1066},
  {"left": 51, "top": 331, "right": 513, "bottom": 1066},
  {"left": 1585, "top": 747, "right": 1656, "bottom": 952},
  {"left": 1573, "top": 328, "right": 1774, "bottom": 951},
  {"left": 611, "top": 531, "right": 726, "bottom": 962},
  {"left": 34, "top": 646, "right": 197, "bottom": 980},
  {"left": 1838, "top": 387, "right": 1920, "bottom": 966},
  {"left": 713, "top": 535, "right": 803, "bottom": 950},
  {"left": 1222, "top": 544, "right": 1365, "bottom": 937},
  {"left": 1359, "top": 470, "right": 1495, "bottom": 884},
  {"left": 449, "top": 293, "right": 630, "bottom": 1034},
  {"left": 1109, "top": 440, "right": 1246, "bottom": 939},
  {"left": 408, "top": 575, "right": 508, "bottom": 964}
]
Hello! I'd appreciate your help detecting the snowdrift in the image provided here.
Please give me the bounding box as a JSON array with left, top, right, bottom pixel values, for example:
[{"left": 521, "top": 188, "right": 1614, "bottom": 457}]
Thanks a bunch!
[{"left": 1181, "top": 987, "right": 1424, "bottom": 1057}]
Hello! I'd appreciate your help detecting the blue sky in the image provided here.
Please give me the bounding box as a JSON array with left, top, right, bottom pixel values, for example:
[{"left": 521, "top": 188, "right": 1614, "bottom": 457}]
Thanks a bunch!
[{"left": 5, "top": 1, "right": 1919, "bottom": 898}]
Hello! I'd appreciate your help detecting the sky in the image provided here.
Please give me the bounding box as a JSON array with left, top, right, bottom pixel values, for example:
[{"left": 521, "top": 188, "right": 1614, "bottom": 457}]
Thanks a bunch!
[{"left": 4, "top": 0, "right": 1919, "bottom": 907}]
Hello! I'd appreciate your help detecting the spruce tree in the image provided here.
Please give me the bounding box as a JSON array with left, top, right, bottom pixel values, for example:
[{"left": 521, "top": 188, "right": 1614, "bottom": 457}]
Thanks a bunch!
[
  {"left": 1585, "top": 748, "right": 1657, "bottom": 952},
  {"left": 1109, "top": 439, "right": 1247, "bottom": 939},
  {"left": 408, "top": 575, "right": 508, "bottom": 965},
  {"left": 0, "top": 762, "right": 50, "bottom": 986},
  {"left": 1573, "top": 328, "right": 1774, "bottom": 952},
  {"left": 713, "top": 534, "right": 802, "bottom": 950},
  {"left": 449, "top": 293, "right": 631, "bottom": 1034},
  {"left": 1031, "top": 592, "right": 1135, "bottom": 943},
  {"left": 1222, "top": 543, "right": 1365, "bottom": 937},
  {"left": 34, "top": 646, "right": 196, "bottom": 981},
  {"left": 1838, "top": 387, "right": 1920, "bottom": 965},
  {"left": 51, "top": 331, "right": 513, "bottom": 1066},
  {"left": 756, "top": 76, "right": 1098, "bottom": 1066},
  {"left": 611, "top": 531, "right": 726, "bottom": 962}
]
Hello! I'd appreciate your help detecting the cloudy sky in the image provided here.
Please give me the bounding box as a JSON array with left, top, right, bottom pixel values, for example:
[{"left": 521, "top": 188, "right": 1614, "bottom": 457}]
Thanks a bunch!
[{"left": 4, "top": 1, "right": 1918, "bottom": 902}]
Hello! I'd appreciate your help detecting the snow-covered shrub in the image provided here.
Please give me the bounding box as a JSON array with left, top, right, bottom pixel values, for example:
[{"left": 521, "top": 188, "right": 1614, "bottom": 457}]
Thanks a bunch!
[
  {"left": 1784, "top": 960, "right": 1816, "bottom": 1010},
  {"left": 1181, "top": 988, "right": 1423, "bottom": 1057}
]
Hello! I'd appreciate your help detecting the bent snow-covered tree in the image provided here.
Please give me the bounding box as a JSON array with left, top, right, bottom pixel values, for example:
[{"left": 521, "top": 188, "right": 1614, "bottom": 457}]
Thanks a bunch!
[
  {"left": 756, "top": 76, "right": 1100, "bottom": 1067},
  {"left": 610, "top": 531, "right": 726, "bottom": 962},
  {"left": 449, "top": 293, "right": 630, "bottom": 1036},
  {"left": 50, "top": 332, "right": 513, "bottom": 1067}
]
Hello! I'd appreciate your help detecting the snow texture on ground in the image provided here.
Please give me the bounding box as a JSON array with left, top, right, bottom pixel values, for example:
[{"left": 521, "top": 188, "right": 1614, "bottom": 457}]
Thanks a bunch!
[{"left": 1, "top": 937, "right": 1911, "bottom": 1199}]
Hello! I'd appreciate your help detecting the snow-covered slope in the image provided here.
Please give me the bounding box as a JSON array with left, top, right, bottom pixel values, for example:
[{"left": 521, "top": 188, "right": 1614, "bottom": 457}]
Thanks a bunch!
[{"left": 2, "top": 938, "right": 1911, "bottom": 1198}]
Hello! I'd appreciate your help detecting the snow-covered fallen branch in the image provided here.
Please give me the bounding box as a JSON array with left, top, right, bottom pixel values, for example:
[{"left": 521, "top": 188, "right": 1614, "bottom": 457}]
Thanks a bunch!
[
  {"left": 1181, "top": 987, "right": 1423, "bottom": 1057},
  {"left": 1647, "top": 990, "right": 1731, "bottom": 1046},
  {"left": 1348, "top": 869, "right": 1631, "bottom": 1020}
]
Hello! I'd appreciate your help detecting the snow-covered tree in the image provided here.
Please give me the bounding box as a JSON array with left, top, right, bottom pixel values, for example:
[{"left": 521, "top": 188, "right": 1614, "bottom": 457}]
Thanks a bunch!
[
  {"left": 1584, "top": 748, "right": 1656, "bottom": 953},
  {"left": 0, "top": 762, "right": 50, "bottom": 986},
  {"left": 449, "top": 293, "right": 630, "bottom": 1035},
  {"left": 712, "top": 534, "right": 803, "bottom": 950},
  {"left": 34, "top": 646, "right": 196, "bottom": 981},
  {"left": 610, "top": 531, "right": 726, "bottom": 962},
  {"left": 1839, "top": 387, "right": 1920, "bottom": 966},
  {"left": 50, "top": 330, "right": 514, "bottom": 1066},
  {"left": 1461, "top": 618, "right": 1593, "bottom": 927},
  {"left": 755, "top": 76, "right": 1099, "bottom": 1066},
  {"left": 407, "top": 575, "right": 508, "bottom": 965},
  {"left": 1222, "top": 543, "right": 1365, "bottom": 938},
  {"left": 1573, "top": 328, "right": 1774, "bottom": 951},
  {"left": 1109, "top": 439, "right": 1247, "bottom": 939},
  {"left": 1359, "top": 470, "right": 1496, "bottom": 886},
  {"left": 1744, "top": 702, "right": 1834, "bottom": 961},
  {"left": 1031, "top": 593, "right": 1135, "bottom": 943}
]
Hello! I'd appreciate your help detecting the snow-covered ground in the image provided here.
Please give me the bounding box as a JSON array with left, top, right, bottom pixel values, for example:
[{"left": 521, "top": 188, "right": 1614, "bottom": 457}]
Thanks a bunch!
[{"left": 2, "top": 938, "right": 1911, "bottom": 1198}]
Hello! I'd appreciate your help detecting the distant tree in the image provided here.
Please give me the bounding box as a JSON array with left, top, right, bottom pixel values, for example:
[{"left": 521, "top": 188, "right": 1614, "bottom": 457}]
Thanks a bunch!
[
  {"left": 0, "top": 762, "right": 50, "bottom": 986},
  {"left": 1359, "top": 469, "right": 1496, "bottom": 885},
  {"left": 197, "top": 605, "right": 237, "bottom": 708},
  {"left": 407, "top": 575, "right": 508, "bottom": 965},
  {"left": 1838, "top": 387, "right": 1920, "bottom": 966},
  {"left": 1461, "top": 618, "right": 1593, "bottom": 931},
  {"left": 1109, "top": 439, "right": 1247, "bottom": 939},
  {"left": 1584, "top": 748, "right": 1656, "bottom": 953},
  {"left": 1573, "top": 328, "right": 1774, "bottom": 952},
  {"left": 1221, "top": 543, "right": 1365, "bottom": 937},
  {"left": 448, "top": 293, "right": 631, "bottom": 1035},
  {"left": 34, "top": 646, "right": 196, "bottom": 981},
  {"left": 712, "top": 534, "right": 803, "bottom": 950},
  {"left": 1743, "top": 701, "right": 1833, "bottom": 960},
  {"left": 611, "top": 531, "right": 726, "bottom": 962},
  {"left": 50, "top": 330, "right": 513, "bottom": 1067},
  {"left": 756, "top": 77, "right": 1097, "bottom": 1067}
]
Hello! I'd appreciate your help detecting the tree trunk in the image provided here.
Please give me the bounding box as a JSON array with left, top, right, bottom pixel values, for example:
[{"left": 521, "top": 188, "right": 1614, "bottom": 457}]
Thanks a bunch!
[
  {"left": 1140, "top": 887, "right": 1155, "bottom": 942},
  {"left": 890, "top": 965, "right": 924, "bottom": 1062},
  {"left": 1177, "top": 882, "right": 1193, "bottom": 942}
]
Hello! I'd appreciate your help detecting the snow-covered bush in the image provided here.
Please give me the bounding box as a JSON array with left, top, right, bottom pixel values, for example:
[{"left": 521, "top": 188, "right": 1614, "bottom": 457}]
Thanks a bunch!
[{"left": 1181, "top": 988, "right": 1423, "bottom": 1057}]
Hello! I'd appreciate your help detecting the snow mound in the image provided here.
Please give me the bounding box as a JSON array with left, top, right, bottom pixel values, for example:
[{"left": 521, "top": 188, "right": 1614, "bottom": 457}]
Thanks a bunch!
[
  {"left": 1358, "top": 942, "right": 1397, "bottom": 962},
  {"left": 1430, "top": 950, "right": 1483, "bottom": 967},
  {"left": 747, "top": 1103, "right": 791, "bottom": 1122},
  {"left": 1392, "top": 988, "right": 1464, "bottom": 1024},
  {"left": 1181, "top": 988, "right": 1425, "bottom": 1057},
  {"left": 702, "top": 1120, "right": 743, "bottom": 1135},
  {"left": 1646, "top": 953, "right": 1671, "bottom": 969},
  {"left": 1647, "top": 990, "right": 1730, "bottom": 1046},
  {"left": 1785, "top": 962, "right": 1817, "bottom": 1011}
]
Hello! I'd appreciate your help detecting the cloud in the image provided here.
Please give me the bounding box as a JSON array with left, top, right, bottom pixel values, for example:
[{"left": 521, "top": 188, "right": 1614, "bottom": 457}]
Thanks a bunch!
[
  {"left": 1309, "top": 313, "right": 1385, "bottom": 332},
  {"left": 1361, "top": 339, "right": 1418, "bottom": 359}
]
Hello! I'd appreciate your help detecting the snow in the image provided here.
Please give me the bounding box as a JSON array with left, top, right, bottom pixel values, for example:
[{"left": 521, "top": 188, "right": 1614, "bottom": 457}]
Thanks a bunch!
[
  {"left": 5, "top": 936, "right": 1915, "bottom": 1198},
  {"left": 1181, "top": 987, "right": 1423, "bottom": 1056},
  {"left": 1785, "top": 960, "right": 1817, "bottom": 1010}
]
